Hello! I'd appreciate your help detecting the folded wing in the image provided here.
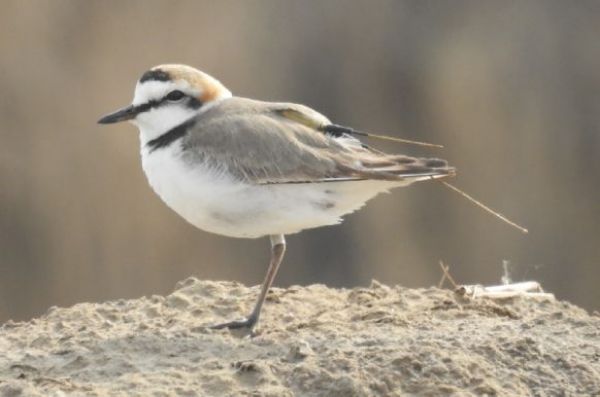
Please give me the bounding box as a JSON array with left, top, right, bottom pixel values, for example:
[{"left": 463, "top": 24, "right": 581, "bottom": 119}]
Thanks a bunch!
[{"left": 181, "top": 97, "right": 455, "bottom": 184}]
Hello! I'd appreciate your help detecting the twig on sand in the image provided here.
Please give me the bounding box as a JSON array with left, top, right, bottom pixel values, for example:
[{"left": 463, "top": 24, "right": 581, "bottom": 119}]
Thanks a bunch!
[
  {"left": 456, "top": 281, "right": 554, "bottom": 300},
  {"left": 438, "top": 260, "right": 554, "bottom": 300},
  {"left": 438, "top": 261, "right": 459, "bottom": 289}
]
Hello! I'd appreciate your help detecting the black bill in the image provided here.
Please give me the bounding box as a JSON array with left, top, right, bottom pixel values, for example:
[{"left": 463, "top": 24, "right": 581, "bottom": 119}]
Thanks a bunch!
[{"left": 98, "top": 105, "right": 138, "bottom": 124}]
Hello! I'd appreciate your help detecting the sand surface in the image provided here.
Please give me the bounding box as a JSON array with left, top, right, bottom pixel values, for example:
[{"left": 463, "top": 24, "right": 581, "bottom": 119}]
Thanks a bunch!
[{"left": 0, "top": 278, "right": 599, "bottom": 396}]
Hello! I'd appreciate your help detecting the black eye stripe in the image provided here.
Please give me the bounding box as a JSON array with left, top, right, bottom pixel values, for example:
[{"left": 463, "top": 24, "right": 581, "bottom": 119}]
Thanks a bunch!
[
  {"left": 133, "top": 100, "right": 158, "bottom": 113},
  {"left": 132, "top": 94, "right": 203, "bottom": 114},
  {"left": 137, "top": 98, "right": 167, "bottom": 112},
  {"left": 187, "top": 97, "right": 203, "bottom": 109}
]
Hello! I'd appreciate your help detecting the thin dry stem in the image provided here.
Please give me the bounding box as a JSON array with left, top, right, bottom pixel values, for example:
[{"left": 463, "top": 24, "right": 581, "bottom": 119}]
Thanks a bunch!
[
  {"left": 350, "top": 130, "right": 444, "bottom": 148},
  {"left": 440, "top": 181, "right": 529, "bottom": 234},
  {"left": 367, "top": 133, "right": 444, "bottom": 148},
  {"left": 438, "top": 260, "right": 460, "bottom": 289}
]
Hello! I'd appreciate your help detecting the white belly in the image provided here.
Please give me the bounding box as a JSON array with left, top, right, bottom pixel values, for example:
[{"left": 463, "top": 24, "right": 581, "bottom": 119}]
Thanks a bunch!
[{"left": 141, "top": 143, "right": 403, "bottom": 238}]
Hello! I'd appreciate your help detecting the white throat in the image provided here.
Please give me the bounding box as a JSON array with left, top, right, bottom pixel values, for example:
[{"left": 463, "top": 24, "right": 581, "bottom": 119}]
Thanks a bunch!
[{"left": 132, "top": 105, "right": 197, "bottom": 146}]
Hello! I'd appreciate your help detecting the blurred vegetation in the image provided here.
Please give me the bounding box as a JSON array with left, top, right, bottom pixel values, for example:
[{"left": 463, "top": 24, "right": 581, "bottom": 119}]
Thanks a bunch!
[{"left": 1, "top": 0, "right": 599, "bottom": 320}]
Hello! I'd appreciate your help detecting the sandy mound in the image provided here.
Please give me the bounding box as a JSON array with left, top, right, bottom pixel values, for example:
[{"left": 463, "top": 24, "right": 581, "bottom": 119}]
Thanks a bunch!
[{"left": 0, "top": 278, "right": 599, "bottom": 396}]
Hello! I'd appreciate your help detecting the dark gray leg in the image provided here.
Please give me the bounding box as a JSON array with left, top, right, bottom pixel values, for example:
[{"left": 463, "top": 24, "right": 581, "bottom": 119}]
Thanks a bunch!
[{"left": 211, "top": 234, "right": 286, "bottom": 331}]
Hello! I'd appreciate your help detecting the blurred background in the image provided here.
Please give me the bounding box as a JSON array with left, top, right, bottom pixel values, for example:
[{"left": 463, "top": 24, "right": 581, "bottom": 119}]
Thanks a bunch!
[{"left": 1, "top": 0, "right": 599, "bottom": 321}]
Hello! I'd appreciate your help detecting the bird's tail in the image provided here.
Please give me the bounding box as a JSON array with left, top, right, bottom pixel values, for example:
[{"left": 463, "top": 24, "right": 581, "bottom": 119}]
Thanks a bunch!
[{"left": 341, "top": 154, "right": 455, "bottom": 183}]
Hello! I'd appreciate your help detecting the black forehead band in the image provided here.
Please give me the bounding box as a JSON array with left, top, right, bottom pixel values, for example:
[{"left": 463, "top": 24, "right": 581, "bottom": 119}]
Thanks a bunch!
[{"left": 139, "top": 69, "right": 171, "bottom": 83}]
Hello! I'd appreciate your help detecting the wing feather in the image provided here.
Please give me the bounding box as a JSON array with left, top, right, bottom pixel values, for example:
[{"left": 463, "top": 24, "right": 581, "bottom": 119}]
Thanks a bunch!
[{"left": 180, "top": 97, "right": 454, "bottom": 184}]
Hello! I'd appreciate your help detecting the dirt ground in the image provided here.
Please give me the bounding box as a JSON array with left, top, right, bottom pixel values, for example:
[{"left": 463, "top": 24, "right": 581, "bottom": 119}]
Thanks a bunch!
[{"left": 0, "top": 278, "right": 599, "bottom": 396}]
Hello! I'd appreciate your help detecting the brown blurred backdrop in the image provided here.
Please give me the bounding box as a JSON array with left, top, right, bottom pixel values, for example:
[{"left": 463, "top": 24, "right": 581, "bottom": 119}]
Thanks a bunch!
[{"left": 1, "top": 1, "right": 599, "bottom": 321}]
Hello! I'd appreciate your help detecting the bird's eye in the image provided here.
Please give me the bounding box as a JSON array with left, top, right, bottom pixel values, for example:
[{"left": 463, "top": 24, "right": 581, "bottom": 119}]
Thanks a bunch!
[{"left": 166, "top": 90, "right": 185, "bottom": 102}]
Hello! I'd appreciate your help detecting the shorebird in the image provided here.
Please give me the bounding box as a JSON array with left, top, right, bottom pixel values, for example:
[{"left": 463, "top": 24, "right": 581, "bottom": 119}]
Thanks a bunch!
[{"left": 98, "top": 64, "right": 455, "bottom": 331}]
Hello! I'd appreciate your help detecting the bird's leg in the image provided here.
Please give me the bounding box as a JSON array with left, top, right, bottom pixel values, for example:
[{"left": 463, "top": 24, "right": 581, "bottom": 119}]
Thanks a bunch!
[{"left": 211, "top": 234, "right": 286, "bottom": 332}]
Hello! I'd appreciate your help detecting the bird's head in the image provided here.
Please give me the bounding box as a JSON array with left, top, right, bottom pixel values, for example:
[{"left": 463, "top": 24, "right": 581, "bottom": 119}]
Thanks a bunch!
[{"left": 98, "top": 64, "right": 232, "bottom": 135}]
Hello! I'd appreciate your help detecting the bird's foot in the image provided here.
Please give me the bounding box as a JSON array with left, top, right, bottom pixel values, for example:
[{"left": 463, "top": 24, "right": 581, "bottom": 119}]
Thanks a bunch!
[{"left": 210, "top": 315, "right": 258, "bottom": 336}]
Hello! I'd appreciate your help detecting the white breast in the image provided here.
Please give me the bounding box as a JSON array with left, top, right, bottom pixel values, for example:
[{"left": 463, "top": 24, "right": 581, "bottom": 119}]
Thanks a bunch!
[
  {"left": 140, "top": 139, "right": 404, "bottom": 239},
  {"left": 141, "top": 141, "right": 247, "bottom": 237}
]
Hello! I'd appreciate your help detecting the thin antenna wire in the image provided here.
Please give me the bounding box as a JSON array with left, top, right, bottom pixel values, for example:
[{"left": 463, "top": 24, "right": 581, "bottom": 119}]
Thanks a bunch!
[
  {"left": 440, "top": 181, "right": 529, "bottom": 234},
  {"left": 350, "top": 130, "right": 444, "bottom": 148}
]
